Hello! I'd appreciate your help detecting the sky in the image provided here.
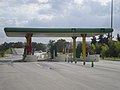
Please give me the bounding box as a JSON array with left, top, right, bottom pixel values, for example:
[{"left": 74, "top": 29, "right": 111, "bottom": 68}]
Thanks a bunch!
[{"left": 0, "top": 0, "right": 120, "bottom": 44}]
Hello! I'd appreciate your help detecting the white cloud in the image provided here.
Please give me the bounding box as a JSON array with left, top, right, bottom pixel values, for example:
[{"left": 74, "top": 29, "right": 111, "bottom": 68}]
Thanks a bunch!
[
  {"left": 0, "top": 0, "right": 120, "bottom": 43},
  {"left": 92, "top": 0, "right": 110, "bottom": 6},
  {"left": 38, "top": 0, "right": 49, "bottom": 3},
  {"left": 0, "top": 17, "right": 16, "bottom": 27},
  {"left": 74, "top": 0, "right": 83, "bottom": 5}
]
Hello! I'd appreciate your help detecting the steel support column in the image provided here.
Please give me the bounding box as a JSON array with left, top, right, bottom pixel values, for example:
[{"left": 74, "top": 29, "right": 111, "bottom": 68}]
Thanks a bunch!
[
  {"left": 72, "top": 36, "right": 77, "bottom": 63},
  {"left": 81, "top": 34, "right": 86, "bottom": 65},
  {"left": 26, "top": 34, "right": 32, "bottom": 55}
]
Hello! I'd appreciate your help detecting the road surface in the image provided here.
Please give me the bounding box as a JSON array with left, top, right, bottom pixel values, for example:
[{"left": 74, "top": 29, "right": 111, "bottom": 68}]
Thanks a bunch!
[{"left": 0, "top": 60, "right": 120, "bottom": 90}]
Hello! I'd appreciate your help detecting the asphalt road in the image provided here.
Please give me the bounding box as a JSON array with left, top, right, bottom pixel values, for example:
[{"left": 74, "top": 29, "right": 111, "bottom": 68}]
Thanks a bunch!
[{"left": 0, "top": 60, "right": 120, "bottom": 90}]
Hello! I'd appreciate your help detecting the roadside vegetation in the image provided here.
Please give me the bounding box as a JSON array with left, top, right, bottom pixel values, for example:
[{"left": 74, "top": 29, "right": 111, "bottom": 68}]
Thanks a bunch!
[
  {"left": 0, "top": 42, "right": 46, "bottom": 57},
  {"left": 48, "top": 34, "right": 120, "bottom": 61},
  {"left": 0, "top": 33, "right": 120, "bottom": 60},
  {"left": 90, "top": 34, "right": 120, "bottom": 60},
  {"left": 5, "top": 49, "right": 12, "bottom": 54},
  {"left": 0, "top": 49, "right": 12, "bottom": 58}
]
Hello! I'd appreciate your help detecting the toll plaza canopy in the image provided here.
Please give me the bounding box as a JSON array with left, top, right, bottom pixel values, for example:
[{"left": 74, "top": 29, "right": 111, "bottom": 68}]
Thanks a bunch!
[
  {"left": 4, "top": 27, "right": 113, "bottom": 37},
  {"left": 4, "top": 27, "right": 113, "bottom": 63}
]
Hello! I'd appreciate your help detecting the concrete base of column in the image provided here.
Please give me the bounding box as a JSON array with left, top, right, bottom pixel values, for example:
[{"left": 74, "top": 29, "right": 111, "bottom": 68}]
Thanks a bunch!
[{"left": 24, "top": 55, "right": 37, "bottom": 62}]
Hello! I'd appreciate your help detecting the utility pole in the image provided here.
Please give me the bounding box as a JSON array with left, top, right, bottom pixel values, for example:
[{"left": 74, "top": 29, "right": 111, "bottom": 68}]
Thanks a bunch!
[
  {"left": 111, "top": 0, "right": 113, "bottom": 28},
  {"left": 110, "top": 0, "right": 113, "bottom": 40}
]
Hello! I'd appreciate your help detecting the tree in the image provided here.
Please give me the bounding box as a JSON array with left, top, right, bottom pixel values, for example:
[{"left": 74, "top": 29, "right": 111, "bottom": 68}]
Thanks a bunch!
[
  {"left": 91, "top": 36, "right": 97, "bottom": 45},
  {"left": 98, "top": 35, "right": 104, "bottom": 44},
  {"left": 47, "top": 40, "right": 55, "bottom": 59},
  {"left": 76, "top": 42, "right": 82, "bottom": 58},
  {"left": 117, "top": 34, "right": 120, "bottom": 41},
  {"left": 101, "top": 44, "right": 109, "bottom": 57},
  {"left": 95, "top": 42, "right": 101, "bottom": 54},
  {"left": 0, "top": 42, "right": 9, "bottom": 57},
  {"left": 47, "top": 40, "right": 55, "bottom": 49},
  {"left": 103, "top": 36, "right": 109, "bottom": 45},
  {"left": 76, "top": 42, "right": 82, "bottom": 52},
  {"left": 14, "top": 42, "right": 24, "bottom": 48},
  {"left": 0, "top": 42, "right": 9, "bottom": 51},
  {"left": 107, "top": 33, "right": 113, "bottom": 41},
  {"left": 32, "top": 42, "right": 46, "bottom": 52},
  {"left": 55, "top": 39, "right": 66, "bottom": 53},
  {"left": 114, "top": 41, "right": 120, "bottom": 57},
  {"left": 98, "top": 35, "right": 109, "bottom": 45},
  {"left": 89, "top": 44, "right": 96, "bottom": 55},
  {"left": 108, "top": 41, "right": 117, "bottom": 57}
]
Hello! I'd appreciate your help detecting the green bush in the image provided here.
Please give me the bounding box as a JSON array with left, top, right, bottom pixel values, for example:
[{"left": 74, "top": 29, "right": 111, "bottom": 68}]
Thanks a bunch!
[
  {"left": 0, "top": 52, "right": 5, "bottom": 57},
  {"left": 5, "top": 49, "right": 12, "bottom": 54}
]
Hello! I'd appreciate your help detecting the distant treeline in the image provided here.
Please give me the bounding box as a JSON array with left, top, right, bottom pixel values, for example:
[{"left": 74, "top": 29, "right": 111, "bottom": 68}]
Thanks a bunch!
[
  {"left": 90, "top": 34, "right": 120, "bottom": 58},
  {"left": 0, "top": 34, "right": 120, "bottom": 58},
  {"left": 0, "top": 42, "right": 47, "bottom": 52}
]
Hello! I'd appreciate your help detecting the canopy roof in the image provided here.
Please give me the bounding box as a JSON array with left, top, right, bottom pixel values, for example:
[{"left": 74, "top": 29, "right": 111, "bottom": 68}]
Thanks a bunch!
[{"left": 4, "top": 27, "right": 113, "bottom": 37}]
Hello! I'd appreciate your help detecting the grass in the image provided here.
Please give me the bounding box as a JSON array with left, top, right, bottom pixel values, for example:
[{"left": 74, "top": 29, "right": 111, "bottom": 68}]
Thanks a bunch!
[
  {"left": 0, "top": 52, "right": 4, "bottom": 58},
  {"left": 5, "top": 49, "right": 12, "bottom": 54},
  {"left": 0, "top": 49, "right": 12, "bottom": 58},
  {"left": 0, "top": 55, "right": 3, "bottom": 58}
]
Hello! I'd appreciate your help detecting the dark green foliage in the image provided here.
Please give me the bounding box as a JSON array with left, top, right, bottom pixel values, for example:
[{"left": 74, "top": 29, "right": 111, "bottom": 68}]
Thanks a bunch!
[
  {"left": 98, "top": 35, "right": 109, "bottom": 45},
  {"left": 54, "top": 44, "right": 57, "bottom": 57},
  {"left": 14, "top": 42, "right": 24, "bottom": 48},
  {"left": 107, "top": 41, "right": 120, "bottom": 57},
  {"left": 0, "top": 52, "right": 4, "bottom": 57},
  {"left": 98, "top": 35, "right": 104, "bottom": 44},
  {"left": 90, "top": 34, "right": 120, "bottom": 58},
  {"left": 76, "top": 49, "right": 80, "bottom": 58},
  {"left": 0, "top": 42, "right": 24, "bottom": 52},
  {"left": 47, "top": 40, "right": 56, "bottom": 59},
  {"left": 0, "top": 42, "right": 10, "bottom": 52},
  {"left": 95, "top": 43, "right": 101, "bottom": 54},
  {"left": 91, "top": 36, "right": 97, "bottom": 45},
  {"left": 117, "top": 34, "right": 120, "bottom": 41},
  {"left": 55, "top": 39, "right": 66, "bottom": 53},
  {"left": 0, "top": 42, "right": 46, "bottom": 53},
  {"left": 77, "top": 42, "right": 82, "bottom": 52},
  {"left": 89, "top": 44, "right": 95, "bottom": 55},
  {"left": 32, "top": 42, "right": 46, "bottom": 52},
  {"left": 76, "top": 42, "right": 82, "bottom": 58},
  {"left": 47, "top": 40, "right": 55, "bottom": 48},
  {"left": 0, "top": 42, "right": 12, "bottom": 57}
]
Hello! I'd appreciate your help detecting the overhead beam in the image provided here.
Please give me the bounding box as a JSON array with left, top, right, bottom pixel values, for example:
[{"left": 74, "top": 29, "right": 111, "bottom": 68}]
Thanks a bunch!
[{"left": 4, "top": 27, "right": 113, "bottom": 37}]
